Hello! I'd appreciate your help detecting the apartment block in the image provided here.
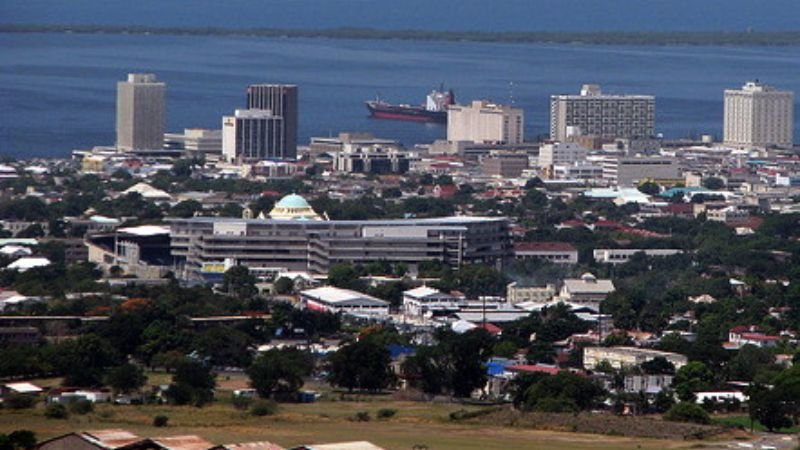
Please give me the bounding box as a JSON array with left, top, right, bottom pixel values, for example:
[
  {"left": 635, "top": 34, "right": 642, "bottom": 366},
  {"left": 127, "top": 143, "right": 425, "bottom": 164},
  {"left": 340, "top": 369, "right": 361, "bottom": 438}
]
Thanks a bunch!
[{"left": 550, "top": 84, "right": 655, "bottom": 141}]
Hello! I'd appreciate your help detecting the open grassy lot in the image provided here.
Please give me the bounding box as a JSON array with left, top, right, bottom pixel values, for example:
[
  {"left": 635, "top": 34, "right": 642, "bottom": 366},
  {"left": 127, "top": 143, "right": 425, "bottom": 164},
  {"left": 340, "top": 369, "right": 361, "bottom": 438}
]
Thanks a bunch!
[
  {"left": 0, "top": 372, "right": 740, "bottom": 449},
  {"left": 0, "top": 400, "right": 724, "bottom": 450},
  {"left": 714, "top": 415, "right": 800, "bottom": 434}
]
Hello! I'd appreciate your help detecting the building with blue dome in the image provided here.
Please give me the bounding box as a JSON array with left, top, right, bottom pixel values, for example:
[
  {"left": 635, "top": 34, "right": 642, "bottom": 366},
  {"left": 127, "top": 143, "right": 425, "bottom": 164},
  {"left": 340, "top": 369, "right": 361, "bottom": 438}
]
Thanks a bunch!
[{"left": 266, "top": 194, "right": 322, "bottom": 221}]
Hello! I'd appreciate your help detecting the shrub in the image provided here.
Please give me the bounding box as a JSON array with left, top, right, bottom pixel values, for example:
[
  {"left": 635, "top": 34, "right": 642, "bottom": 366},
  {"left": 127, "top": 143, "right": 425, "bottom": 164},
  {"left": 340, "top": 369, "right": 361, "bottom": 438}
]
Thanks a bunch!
[
  {"left": 231, "top": 395, "right": 253, "bottom": 411},
  {"left": 153, "top": 415, "right": 169, "bottom": 427},
  {"left": 68, "top": 400, "right": 94, "bottom": 415},
  {"left": 8, "top": 429, "right": 37, "bottom": 449},
  {"left": 664, "top": 402, "right": 711, "bottom": 425},
  {"left": 449, "top": 407, "right": 502, "bottom": 421},
  {"left": 533, "top": 398, "right": 579, "bottom": 413},
  {"left": 353, "top": 411, "right": 371, "bottom": 422},
  {"left": 44, "top": 403, "right": 68, "bottom": 419},
  {"left": 250, "top": 399, "right": 279, "bottom": 417},
  {"left": 3, "top": 394, "right": 36, "bottom": 410},
  {"left": 377, "top": 408, "right": 397, "bottom": 419}
]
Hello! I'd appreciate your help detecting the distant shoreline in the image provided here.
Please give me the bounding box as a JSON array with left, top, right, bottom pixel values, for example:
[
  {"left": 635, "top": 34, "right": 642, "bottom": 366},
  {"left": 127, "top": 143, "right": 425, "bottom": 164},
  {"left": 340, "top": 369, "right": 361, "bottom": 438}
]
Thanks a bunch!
[{"left": 3, "top": 24, "right": 800, "bottom": 46}]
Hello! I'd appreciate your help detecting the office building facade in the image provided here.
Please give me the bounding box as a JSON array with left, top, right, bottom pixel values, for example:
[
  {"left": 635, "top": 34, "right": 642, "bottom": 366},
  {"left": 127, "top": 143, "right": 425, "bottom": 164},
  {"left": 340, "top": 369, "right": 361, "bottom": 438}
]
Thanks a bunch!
[
  {"left": 222, "top": 110, "right": 286, "bottom": 163},
  {"left": 447, "top": 100, "right": 524, "bottom": 145},
  {"left": 602, "top": 156, "right": 680, "bottom": 186},
  {"left": 723, "top": 81, "right": 794, "bottom": 149},
  {"left": 550, "top": 84, "right": 655, "bottom": 141},
  {"left": 246, "top": 84, "right": 298, "bottom": 158},
  {"left": 170, "top": 196, "right": 512, "bottom": 277},
  {"left": 116, "top": 73, "right": 165, "bottom": 151}
]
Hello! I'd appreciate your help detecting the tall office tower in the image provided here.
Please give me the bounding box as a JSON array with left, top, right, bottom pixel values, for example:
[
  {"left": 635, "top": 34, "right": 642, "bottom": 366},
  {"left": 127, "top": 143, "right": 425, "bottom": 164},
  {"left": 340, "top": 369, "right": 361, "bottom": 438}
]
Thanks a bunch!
[
  {"left": 447, "top": 100, "right": 524, "bottom": 144},
  {"left": 246, "top": 84, "right": 298, "bottom": 159},
  {"left": 724, "top": 81, "right": 794, "bottom": 149},
  {"left": 222, "top": 109, "right": 286, "bottom": 163},
  {"left": 116, "top": 73, "right": 166, "bottom": 151},
  {"left": 550, "top": 84, "right": 655, "bottom": 141}
]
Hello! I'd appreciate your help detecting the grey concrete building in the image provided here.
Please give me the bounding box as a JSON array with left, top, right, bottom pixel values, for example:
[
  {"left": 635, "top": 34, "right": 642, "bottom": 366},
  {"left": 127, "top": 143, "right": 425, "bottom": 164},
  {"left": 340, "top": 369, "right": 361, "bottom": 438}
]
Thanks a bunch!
[
  {"left": 550, "top": 84, "right": 655, "bottom": 141},
  {"left": 116, "top": 73, "right": 165, "bottom": 152},
  {"left": 246, "top": 84, "right": 298, "bottom": 159},
  {"left": 170, "top": 196, "right": 511, "bottom": 278}
]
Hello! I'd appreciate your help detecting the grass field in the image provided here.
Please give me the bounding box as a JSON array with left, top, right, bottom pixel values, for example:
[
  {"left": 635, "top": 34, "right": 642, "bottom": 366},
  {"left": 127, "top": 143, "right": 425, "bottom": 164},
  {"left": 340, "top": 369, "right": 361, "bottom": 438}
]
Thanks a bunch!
[
  {"left": 0, "top": 400, "right": 726, "bottom": 450},
  {"left": 0, "top": 372, "right": 734, "bottom": 450},
  {"left": 714, "top": 415, "right": 800, "bottom": 434}
]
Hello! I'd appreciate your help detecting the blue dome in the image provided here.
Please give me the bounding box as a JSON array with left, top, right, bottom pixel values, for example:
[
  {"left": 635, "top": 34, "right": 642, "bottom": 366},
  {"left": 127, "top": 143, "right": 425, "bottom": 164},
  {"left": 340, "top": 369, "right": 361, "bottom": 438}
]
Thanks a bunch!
[{"left": 275, "top": 194, "right": 311, "bottom": 209}]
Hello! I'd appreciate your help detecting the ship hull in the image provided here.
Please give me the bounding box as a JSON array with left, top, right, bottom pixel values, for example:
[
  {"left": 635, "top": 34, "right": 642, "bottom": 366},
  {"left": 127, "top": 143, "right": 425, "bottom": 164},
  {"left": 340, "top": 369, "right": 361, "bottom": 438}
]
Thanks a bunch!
[{"left": 366, "top": 101, "right": 447, "bottom": 124}]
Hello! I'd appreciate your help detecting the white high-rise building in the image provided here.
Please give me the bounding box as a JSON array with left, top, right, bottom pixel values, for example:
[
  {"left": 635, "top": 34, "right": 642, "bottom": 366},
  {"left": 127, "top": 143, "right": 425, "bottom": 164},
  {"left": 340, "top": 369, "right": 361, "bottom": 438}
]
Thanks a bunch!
[
  {"left": 116, "top": 73, "right": 165, "bottom": 151},
  {"left": 550, "top": 84, "right": 655, "bottom": 141},
  {"left": 447, "top": 100, "right": 524, "bottom": 144},
  {"left": 723, "top": 81, "right": 794, "bottom": 149}
]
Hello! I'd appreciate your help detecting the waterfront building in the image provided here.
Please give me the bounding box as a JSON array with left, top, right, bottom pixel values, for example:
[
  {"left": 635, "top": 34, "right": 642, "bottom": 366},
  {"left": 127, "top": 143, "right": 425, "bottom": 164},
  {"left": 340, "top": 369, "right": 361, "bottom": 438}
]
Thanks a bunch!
[
  {"left": 116, "top": 73, "right": 165, "bottom": 152},
  {"left": 723, "top": 80, "right": 794, "bottom": 149},
  {"left": 222, "top": 109, "right": 287, "bottom": 163},
  {"left": 246, "top": 84, "right": 298, "bottom": 159},
  {"left": 164, "top": 128, "right": 222, "bottom": 158},
  {"left": 170, "top": 195, "right": 511, "bottom": 278},
  {"left": 447, "top": 100, "right": 524, "bottom": 145},
  {"left": 550, "top": 84, "right": 655, "bottom": 141}
]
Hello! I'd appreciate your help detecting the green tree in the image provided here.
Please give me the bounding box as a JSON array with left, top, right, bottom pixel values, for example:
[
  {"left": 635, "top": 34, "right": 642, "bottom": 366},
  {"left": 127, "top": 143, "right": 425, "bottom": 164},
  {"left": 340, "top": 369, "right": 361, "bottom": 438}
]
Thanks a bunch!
[
  {"left": 170, "top": 200, "right": 203, "bottom": 218},
  {"left": 523, "top": 372, "right": 605, "bottom": 413},
  {"left": 403, "top": 329, "right": 494, "bottom": 398},
  {"left": 664, "top": 402, "right": 711, "bottom": 424},
  {"left": 726, "top": 344, "right": 775, "bottom": 382},
  {"left": 192, "top": 326, "right": 255, "bottom": 367},
  {"left": 273, "top": 277, "right": 294, "bottom": 295},
  {"left": 638, "top": 181, "right": 661, "bottom": 196},
  {"left": 105, "top": 363, "right": 147, "bottom": 394},
  {"left": 223, "top": 266, "right": 258, "bottom": 299},
  {"left": 166, "top": 358, "right": 216, "bottom": 406},
  {"left": 327, "top": 263, "right": 364, "bottom": 290},
  {"left": 54, "top": 334, "right": 121, "bottom": 387},
  {"left": 702, "top": 177, "right": 725, "bottom": 190},
  {"left": 246, "top": 348, "right": 313, "bottom": 400},
  {"left": 328, "top": 338, "right": 394, "bottom": 393},
  {"left": 672, "top": 361, "right": 714, "bottom": 401},
  {"left": 641, "top": 357, "right": 676, "bottom": 375}
]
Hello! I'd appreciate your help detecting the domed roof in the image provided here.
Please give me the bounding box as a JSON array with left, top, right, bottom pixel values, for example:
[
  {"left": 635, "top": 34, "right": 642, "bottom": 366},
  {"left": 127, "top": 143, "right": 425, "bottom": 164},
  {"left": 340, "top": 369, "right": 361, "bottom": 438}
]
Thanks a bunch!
[
  {"left": 268, "top": 194, "right": 322, "bottom": 221},
  {"left": 275, "top": 194, "right": 311, "bottom": 209}
]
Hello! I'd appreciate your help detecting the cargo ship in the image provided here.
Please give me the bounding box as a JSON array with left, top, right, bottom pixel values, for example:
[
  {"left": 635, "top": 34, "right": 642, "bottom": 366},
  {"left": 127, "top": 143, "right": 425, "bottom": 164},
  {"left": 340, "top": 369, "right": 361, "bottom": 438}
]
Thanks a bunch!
[{"left": 366, "top": 88, "right": 455, "bottom": 123}]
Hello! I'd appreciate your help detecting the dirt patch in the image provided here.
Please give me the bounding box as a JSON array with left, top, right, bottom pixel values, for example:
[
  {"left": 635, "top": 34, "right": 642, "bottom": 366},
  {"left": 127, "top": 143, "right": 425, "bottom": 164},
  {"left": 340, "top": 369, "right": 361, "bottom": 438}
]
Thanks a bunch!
[{"left": 461, "top": 408, "right": 727, "bottom": 440}]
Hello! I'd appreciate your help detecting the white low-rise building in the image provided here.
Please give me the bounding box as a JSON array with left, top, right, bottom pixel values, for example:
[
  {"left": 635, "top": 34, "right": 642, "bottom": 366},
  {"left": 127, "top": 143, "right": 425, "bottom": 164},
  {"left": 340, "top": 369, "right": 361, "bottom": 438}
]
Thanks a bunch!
[
  {"left": 514, "top": 242, "right": 578, "bottom": 265},
  {"left": 402, "top": 286, "right": 462, "bottom": 317},
  {"left": 300, "top": 286, "right": 390, "bottom": 318},
  {"left": 560, "top": 273, "right": 615, "bottom": 308},
  {"left": 583, "top": 346, "right": 688, "bottom": 370},
  {"left": 592, "top": 248, "right": 683, "bottom": 265}
]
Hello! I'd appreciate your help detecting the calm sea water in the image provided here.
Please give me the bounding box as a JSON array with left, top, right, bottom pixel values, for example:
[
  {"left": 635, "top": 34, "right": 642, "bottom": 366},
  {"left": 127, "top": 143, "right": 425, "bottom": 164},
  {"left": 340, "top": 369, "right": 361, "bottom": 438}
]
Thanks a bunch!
[
  {"left": 3, "top": 0, "right": 800, "bottom": 32},
  {"left": 2, "top": 32, "right": 800, "bottom": 157}
]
